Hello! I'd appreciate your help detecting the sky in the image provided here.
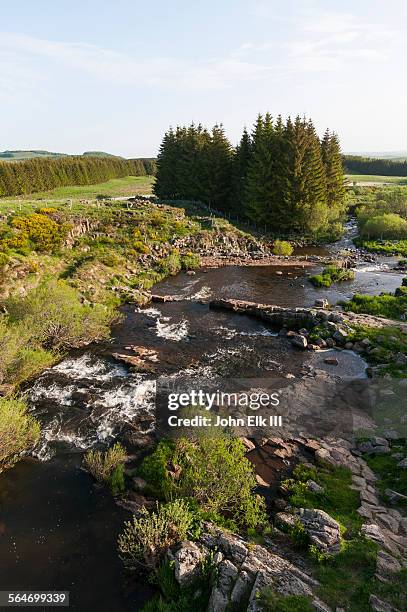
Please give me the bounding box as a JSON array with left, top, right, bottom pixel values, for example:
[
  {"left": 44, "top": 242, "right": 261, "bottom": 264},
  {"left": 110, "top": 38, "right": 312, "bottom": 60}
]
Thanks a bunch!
[{"left": 1, "top": 0, "right": 406, "bottom": 157}]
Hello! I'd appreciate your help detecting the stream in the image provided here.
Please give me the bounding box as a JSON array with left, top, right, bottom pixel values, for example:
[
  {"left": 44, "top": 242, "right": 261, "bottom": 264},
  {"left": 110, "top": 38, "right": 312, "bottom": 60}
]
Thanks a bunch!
[{"left": 0, "top": 223, "right": 404, "bottom": 611}]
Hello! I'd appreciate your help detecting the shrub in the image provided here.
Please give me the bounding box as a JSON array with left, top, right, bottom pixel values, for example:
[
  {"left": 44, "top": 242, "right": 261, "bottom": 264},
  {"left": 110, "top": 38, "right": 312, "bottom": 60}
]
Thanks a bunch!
[
  {"left": 272, "top": 240, "right": 294, "bottom": 256},
  {"left": 10, "top": 213, "right": 68, "bottom": 253},
  {"left": 37, "top": 207, "right": 58, "bottom": 215},
  {"left": 134, "top": 241, "right": 150, "bottom": 254},
  {"left": 157, "top": 250, "right": 181, "bottom": 276},
  {"left": 309, "top": 265, "right": 355, "bottom": 287},
  {"left": 6, "top": 347, "right": 56, "bottom": 384},
  {"left": 361, "top": 213, "right": 407, "bottom": 240},
  {"left": 84, "top": 442, "right": 127, "bottom": 484},
  {"left": 290, "top": 520, "right": 311, "bottom": 550},
  {"left": 5, "top": 279, "right": 114, "bottom": 349},
  {"left": 0, "top": 252, "right": 9, "bottom": 268},
  {"left": 309, "top": 273, "right": 332, "bottom": 287},
  {"left": 181, "top": 253, "right": 200, "bottom": 271},
  {"left": 0, "top": 396, "right": 40, "bottom": 473},
  {"left": 118, "top": 499, "right": 194, "bottom": 570},
  {"left": 109, "top": 463, "right": 126, "bottom": 495},
  {"left": 343, "top": 292, "right": 407, "bottom": 320},
  {"left": 139, "top": 434, "right": 267, "bottom": 531}
]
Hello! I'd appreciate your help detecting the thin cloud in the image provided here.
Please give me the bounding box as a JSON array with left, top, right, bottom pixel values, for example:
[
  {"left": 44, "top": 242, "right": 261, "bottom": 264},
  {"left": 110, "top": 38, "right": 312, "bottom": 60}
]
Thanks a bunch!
[{"left": 0, "top": 32, "right": 273, "bottom": 93}]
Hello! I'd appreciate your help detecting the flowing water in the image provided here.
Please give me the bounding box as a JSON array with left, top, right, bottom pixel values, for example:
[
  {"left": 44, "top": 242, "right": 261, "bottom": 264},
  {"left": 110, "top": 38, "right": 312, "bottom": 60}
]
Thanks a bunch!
[{"left": 0, "top": 222, "right": 404, "bottom": 610}]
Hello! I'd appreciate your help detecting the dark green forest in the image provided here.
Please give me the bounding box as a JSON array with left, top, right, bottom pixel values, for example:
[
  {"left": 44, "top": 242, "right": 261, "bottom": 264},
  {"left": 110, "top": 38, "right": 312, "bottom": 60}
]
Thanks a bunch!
[
  {"left": 154, "top": 114, "right": 346, "bottom": 236},
  {"left": 0, "top": 156, "right": 156, "bottom": 197},
  {"left": 344, "top": 155, "right": 407, "bottom": 176}
]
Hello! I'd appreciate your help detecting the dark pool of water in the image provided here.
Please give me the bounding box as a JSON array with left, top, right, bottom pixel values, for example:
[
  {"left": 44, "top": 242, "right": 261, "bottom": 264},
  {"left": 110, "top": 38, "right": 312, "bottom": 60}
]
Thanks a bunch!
[{"left": 0, "top": 455, "right": 153, "bottom": 611}]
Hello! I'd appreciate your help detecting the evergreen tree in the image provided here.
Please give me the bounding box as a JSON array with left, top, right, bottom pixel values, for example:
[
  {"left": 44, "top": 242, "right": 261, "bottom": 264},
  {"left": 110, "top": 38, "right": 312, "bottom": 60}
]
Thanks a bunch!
[
  {"left": 200, "top": 124, "right": 233, "bottom": 210},
  {"left": 231, "top": 127, "right": 252, "bottom": 215},
  {"left": 321, "top": 129, "right": 346, "bottom": 221},
  {"left": 153, "top": 128, "right": 178, "bottom": 199},
  {"left": 245, "top": 113, "right": 276, "bottom": 225}
]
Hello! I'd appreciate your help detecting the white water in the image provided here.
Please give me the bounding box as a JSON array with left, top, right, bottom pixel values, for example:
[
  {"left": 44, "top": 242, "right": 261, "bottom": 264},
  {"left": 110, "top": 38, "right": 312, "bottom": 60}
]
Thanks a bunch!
[
  {"left": 29, "top": 355, "right": 156, "bottom": 459},
  {"left": 155, "top": 318, "right": 189, "bottom": 341}
]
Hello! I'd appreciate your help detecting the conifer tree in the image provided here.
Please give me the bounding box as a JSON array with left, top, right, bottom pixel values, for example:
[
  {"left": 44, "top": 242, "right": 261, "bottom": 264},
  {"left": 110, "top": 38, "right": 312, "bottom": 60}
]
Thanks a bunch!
[
  {"left": 200, "top": 124, "right": 233, "bottom": 210},
  {"left": 245, "top": 113, "right": 276, "bottom": 224},
  {"left": 231, "top": 127, "right": 252, "bottom": 214},
  {"left": 321, "top": 129, "right": 345, "bottom": 221}
]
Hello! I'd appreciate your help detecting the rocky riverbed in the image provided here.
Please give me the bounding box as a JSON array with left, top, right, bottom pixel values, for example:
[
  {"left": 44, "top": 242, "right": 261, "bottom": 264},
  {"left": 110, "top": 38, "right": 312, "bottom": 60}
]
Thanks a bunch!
[{"left": 0, "top": 219, "right": 405, "bottom": 611}]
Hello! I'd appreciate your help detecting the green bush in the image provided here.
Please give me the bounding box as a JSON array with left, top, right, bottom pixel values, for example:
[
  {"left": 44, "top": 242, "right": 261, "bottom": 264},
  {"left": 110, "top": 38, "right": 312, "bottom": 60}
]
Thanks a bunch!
[
  {"left": 6, "top": 347, "right": 56, "bottom": 384},
  {"left": 181, "top": 252, "right": 201, "bottom": 270},
  {"left": 118, "top": 499, "right": 194, "bottom": 570},
  {"left": 157, "top": 250, "right": 181, "bottom": 276},
  {"left": 361, "top": 213, "right": 407, "bottom": 240},
  {"left": 84, "top": 442, "right": 127, "bottom": 484},
  {"left": 309, "top": 265, "right": 355, "bottom": 287},
  {"left": 139, "top": 434, "right": 267, "bottom": 531},
  {"left": 343, "top": 291, "right": 407, "bottom": 320},
  {"left": 0, "top": 396, "right": 40, "bottom": 473},
  {"left": 0, "top": 318, "right": 55, "bottom": 385},
  {"left": 6, "top": 279, "right": 114, "bottom": 349},
  {"left": 272, "top": 240, "right": 294, "bottom": 256},
  {"left": 109, "top": 463, "right": 126, "bottom": 495},
  {"left": 0, "top": 252, "right": 9, "bottom": 268},
  {"left": 309, "top": 274, "right": 332, "bottom": 287}
]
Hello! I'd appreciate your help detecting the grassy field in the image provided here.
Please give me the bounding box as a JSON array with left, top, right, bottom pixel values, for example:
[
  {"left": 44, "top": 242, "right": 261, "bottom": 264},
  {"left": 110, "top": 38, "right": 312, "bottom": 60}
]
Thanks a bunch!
[
  {"left": 0, "top": 176, "right": 155, "bottom": 210},
  {"left": 346, "top": 174, "right": 407, "bottom": 185}
]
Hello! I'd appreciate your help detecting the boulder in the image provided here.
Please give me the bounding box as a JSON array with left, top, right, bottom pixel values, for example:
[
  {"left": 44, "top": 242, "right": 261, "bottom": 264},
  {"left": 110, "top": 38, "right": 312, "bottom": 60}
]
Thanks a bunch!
[
  {"left": 240, "top": 437, "right": 256, "bottom": 452},
  {"left": 314, "top": 299, "right": 329, "bottom": 308},
  {"left": 333, "top": 329, "right": 348, "bottom": 344},
  {"left": 298, "top": 508, "right": 341, "bottom": 554},
  {"left": 307, "top": 480, "right": 324, "bottom": 494},
  {"left": 324, "top": 357, "right": 339, "bottom": 366},
  {"left": 274, "top": 512, "right": 297, "bottom": 532},
  {"left": 207, "top": 559, "right": 239, "bottom": 612},
  {"left": 397, "top": 458, "right": 407, "bottom": 468},
  {"left": 173, "top": 541, "right": 203, "bottom": 587},
  {"left": 369, "top": 594, "right": 394, "bottom": 612},
  {"left": 291, "top": 334, "right": 308, "bottom": 349},
  {"left": 376, "top": 550, "right": 402, "bottom": 578}
]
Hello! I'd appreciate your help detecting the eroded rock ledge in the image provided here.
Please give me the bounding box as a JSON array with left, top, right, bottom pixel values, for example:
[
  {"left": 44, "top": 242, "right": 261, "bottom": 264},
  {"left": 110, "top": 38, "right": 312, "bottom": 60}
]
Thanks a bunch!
[{"left": 209, "top": 298, "right": 406, "bottom": 332}]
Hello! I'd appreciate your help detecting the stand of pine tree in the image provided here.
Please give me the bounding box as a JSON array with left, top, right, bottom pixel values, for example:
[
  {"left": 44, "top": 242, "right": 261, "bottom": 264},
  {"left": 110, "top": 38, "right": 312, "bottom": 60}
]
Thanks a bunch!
[
  {"left": 154, "top": 115, "right": 346, "bottom": 237},
  {"left": 0, "top": 156, "right": 155, "bottom": 197},
  {"left": 344, "top": 155, "right": 407, "bottom": 176}
]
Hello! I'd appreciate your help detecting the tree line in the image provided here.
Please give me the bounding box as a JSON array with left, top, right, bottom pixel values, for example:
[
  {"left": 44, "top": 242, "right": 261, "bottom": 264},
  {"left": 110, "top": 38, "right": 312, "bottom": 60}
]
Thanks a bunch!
[
  {"left": 0, "top": 156, "right": 156, "bottom": 197},
  {"left": 344, "top": 155, "right": 407, "bottom": 177},
  {"left": 154, "top": 114, "right": 345, "bottom": 236}
]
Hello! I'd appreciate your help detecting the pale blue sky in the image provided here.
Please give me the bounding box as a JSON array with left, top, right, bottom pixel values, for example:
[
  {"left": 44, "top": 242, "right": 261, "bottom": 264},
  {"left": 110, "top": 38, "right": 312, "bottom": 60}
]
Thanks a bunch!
[{"left": 1, "top": 0, "right": 406, "bottom": 157}]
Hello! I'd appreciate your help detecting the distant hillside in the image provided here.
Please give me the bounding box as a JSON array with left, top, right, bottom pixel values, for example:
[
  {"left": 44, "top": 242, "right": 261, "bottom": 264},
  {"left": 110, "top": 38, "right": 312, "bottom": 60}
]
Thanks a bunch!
[
  {"left": 0, "top": 149, "right": 124, "bottom": 161},
  {"left": 343, "top": 154, "right": 407, "bottom": 177},
  {"left": 0, "top": 150, "right": 66, "bottom": 161},
  {"left": 345, "top": 151, "right": 407, "bottom": 162},
  {"left": 82, "top": 151, "right": 122, "bottom": 158}
]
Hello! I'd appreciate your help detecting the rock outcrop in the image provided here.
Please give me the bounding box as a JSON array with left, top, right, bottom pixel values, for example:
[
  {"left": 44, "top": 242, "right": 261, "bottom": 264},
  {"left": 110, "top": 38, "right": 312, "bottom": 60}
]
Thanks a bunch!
[{"left": 171, "top": 523, "right": 329, "bottom": 612}]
